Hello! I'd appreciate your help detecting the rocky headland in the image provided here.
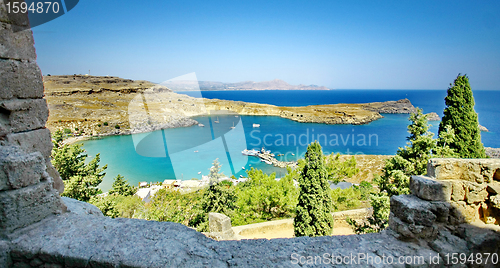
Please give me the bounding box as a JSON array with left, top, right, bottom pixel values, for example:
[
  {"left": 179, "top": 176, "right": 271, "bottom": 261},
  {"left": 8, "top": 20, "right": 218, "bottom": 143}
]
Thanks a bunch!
[{"left": 44, "top": 75, "right": 417, "bottom": 137}]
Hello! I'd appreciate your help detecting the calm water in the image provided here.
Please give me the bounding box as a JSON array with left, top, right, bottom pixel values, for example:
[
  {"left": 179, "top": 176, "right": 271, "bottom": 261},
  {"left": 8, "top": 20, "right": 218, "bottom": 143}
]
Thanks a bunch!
[{"left": 82, "top": 90, "right": 500, "bottom": 191}]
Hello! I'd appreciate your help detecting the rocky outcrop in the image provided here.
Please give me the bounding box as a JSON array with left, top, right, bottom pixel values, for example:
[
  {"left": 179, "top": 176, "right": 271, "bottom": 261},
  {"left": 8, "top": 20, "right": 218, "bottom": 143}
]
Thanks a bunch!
[
  {"left": 479, "top": 124, "right": 489, "bottom": 132},
  {"left": 362, "top": 98, "right": 417, "bottom": 114},
  {"left": 426, "top": 112, "right": 440, "bottom": 121}
]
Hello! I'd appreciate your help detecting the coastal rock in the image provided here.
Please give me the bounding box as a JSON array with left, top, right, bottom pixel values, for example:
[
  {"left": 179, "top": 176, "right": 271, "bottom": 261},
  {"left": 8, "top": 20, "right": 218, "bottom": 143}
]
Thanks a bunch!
[
  {"left": 425, "top": 112, "right": 440, "bottom": 121},
  {"left": 486, "top": 147, "right": 500, "bottom": 158},
  {"left": 362, "top": 98, "right": 416, "bottom": 114}
]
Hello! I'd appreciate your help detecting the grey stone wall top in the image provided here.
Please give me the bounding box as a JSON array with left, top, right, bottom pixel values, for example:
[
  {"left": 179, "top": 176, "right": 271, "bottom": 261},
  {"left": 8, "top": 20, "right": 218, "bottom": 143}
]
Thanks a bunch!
[{"left": 10, "top": 205, "right": 447, "bottom": 268}]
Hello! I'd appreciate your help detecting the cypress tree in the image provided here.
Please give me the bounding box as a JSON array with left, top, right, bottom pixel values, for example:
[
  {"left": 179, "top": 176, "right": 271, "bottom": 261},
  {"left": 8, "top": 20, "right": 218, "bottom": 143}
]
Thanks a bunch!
[
  {"left": 294, "top": 141, "right": 333, "bottom": 237},
  {"left": 438, "top": 74, "right": 486, "bottom": 158}
]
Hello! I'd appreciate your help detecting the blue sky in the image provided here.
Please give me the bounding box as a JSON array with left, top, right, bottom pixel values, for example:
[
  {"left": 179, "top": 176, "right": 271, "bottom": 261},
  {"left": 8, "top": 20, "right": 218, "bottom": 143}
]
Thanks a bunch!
[{"left": 32, "top": 0, "right": 500, "bottom": 89}]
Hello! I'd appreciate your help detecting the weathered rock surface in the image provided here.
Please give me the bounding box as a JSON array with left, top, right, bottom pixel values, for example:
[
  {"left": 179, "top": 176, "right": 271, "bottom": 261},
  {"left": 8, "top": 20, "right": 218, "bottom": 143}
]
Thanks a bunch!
[{"left": 410, "top": 175, "right": 452, "bottom": 201}]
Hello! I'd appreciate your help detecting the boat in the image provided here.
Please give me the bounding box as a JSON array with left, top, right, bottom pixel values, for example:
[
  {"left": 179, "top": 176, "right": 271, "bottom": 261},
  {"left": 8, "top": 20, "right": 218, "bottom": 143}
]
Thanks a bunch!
[
  {"left": 198, "top": 123, "right": 204, "bottom": 127},
  {"left": 194, "top": 150, "right": 198, "bottom": 153},
  {"left": 253, "top": 123, "right": 260, "bottom": 128},
  {"left": 230, "top": 122, "right": 235, "bottom": 129},
  {"left": 264, "top": 160, "right": 272, "bottom": 165},
  {"left": 198, "top": 171, "right": 201, "bottom": 175},
  {"left": 242, "top": 167, "right": 245, "bottom": 170},
  {"left": 214, "top": 116, "right": 219, "bottom": 123}
]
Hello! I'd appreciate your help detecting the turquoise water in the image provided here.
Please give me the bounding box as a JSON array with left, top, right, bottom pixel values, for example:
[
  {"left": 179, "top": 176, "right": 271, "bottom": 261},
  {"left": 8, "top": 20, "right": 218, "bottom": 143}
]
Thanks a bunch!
[{"left": 81, "top": 89, "right": 499, "bottom": 191}]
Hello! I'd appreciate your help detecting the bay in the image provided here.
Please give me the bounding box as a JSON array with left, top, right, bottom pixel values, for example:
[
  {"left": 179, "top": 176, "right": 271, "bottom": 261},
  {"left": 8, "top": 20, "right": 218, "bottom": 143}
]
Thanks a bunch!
[{"left": 81, "top": 89, "right": 500, "bottom": 191}]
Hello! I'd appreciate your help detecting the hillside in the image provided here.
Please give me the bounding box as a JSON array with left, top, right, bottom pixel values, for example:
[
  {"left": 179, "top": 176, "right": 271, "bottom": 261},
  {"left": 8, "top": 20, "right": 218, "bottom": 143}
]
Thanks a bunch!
[
  {"left": 43, "top": 75, "right": 415, "bottom": 137},
  {"left": 194, "top": 79, "right": 330, "bottom": 91}
]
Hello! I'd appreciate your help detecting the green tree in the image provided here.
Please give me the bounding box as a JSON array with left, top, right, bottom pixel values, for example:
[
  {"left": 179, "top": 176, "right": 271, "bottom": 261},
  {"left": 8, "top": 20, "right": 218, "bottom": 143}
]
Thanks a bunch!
[
  {"left": 398, "top": 108, "right": 436, "bottom": 175},
  {"left": 438, "top": 74, "right": 486, "bottom": 158},
  {"left": 191, "top": 159, "right": 237, "bottom": 231},
  {"left": 294, "top": 141, "right": 334, "bottom": 237},
  {"left": 136, "top": 189, "right": 202, "bottom": 225},
  {"left": 51, "top": 138, "right": 107, "bottom": 202},
  {"left": 232, "top": 168, "right": 298, "bottom": 226},
  {"left": 325, "top": 153, "right": 359, "bottom": 183},
  {"left": 208, "top": 158, "right": 225, "bottom": 185},
  {"left": 108, "top": 175, "right": 136, "bottom": 196}
]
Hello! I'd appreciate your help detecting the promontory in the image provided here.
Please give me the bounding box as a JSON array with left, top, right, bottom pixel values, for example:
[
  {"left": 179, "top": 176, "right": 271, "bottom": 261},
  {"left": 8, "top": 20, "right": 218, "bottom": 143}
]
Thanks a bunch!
[{"left": 43, "top": 75, "right": 416, "bottom": 136}]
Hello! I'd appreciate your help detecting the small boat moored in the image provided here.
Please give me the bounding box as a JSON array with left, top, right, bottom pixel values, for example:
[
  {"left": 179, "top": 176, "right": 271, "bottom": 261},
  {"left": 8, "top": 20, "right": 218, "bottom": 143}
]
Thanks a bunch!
[{"left": 253, "top": 123, "right": 260, "bottom": 128}]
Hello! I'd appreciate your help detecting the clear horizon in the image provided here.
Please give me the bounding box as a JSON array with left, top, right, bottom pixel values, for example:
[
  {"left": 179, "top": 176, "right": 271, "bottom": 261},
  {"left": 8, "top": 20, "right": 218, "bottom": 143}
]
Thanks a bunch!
[{"left": 32, "top": 0, "right": 500, "bottom": 90}]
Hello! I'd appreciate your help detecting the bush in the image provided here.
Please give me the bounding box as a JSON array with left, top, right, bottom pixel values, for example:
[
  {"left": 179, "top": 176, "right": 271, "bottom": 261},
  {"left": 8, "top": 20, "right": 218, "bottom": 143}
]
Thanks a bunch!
[
  {"left": 115, "top": 124, "right": 120, "bottom": 129},
  {"left": 103, "top": 122, "right": 108, "bottom": 126},
  {"left": 63, "top": 128, "right": 72, "bottom": 134}
]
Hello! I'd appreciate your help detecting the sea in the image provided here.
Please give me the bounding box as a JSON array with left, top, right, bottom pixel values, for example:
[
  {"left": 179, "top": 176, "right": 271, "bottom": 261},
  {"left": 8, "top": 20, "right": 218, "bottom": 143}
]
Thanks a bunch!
[{"left": 80, "top": 89, "right": 500, "bottom": 191}]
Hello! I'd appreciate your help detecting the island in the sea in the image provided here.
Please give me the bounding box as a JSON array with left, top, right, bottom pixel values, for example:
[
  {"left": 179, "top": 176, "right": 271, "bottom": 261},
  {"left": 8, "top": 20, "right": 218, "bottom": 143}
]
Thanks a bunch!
[{"left": 43, "top": 75, "right": 417, "bottom": 137}]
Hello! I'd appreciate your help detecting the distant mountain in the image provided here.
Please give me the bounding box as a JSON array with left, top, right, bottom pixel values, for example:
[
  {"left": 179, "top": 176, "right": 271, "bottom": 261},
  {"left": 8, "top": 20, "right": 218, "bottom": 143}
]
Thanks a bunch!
[{"left": 196, "top": 79, "right": 330, "bottom": 91}]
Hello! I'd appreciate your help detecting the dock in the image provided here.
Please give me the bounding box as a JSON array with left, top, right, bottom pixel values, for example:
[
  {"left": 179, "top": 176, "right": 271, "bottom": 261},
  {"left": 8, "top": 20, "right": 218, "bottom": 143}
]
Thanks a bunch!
[{"left": 254, "top": 149, "right": 298, "bottom": 169}]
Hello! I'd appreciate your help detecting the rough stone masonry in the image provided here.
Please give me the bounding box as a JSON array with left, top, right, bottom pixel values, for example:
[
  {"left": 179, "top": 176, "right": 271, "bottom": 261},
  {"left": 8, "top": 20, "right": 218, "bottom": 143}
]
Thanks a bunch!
[{"left": 1, "top": 1, "right": 500, "bottom": 267}]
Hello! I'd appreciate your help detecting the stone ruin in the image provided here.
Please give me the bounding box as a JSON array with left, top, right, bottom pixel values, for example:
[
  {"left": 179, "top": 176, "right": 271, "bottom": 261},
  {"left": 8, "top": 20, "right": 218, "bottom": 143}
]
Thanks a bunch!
[{"left": 1, "top": 3, "right": 500, "bottom": 267}]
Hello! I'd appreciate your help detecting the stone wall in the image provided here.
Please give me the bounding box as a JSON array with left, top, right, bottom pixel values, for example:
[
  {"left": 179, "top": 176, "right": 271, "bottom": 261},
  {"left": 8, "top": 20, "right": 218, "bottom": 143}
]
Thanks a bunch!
[
  {"left": 390, "top": 158, "right": 500, "bottom": 253},
  {"left": 0, "top": 0, "right": 64, "bottom": 194},
  {"left": 1, "top": 0, "right": 65, "bottom": 241}
]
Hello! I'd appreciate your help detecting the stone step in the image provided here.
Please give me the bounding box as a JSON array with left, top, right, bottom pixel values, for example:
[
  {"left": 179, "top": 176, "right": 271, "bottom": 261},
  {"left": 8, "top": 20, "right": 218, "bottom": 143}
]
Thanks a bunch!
[{"left": 410, "top": 175, "right": 452, "bottom": 201}]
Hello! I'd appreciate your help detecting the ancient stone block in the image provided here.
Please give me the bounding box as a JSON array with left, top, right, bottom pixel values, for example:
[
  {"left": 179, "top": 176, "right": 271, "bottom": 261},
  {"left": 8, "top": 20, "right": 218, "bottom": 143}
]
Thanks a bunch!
[
  {"left": 0, "top": 99, "right": 48, "bottom": 134},
  {"left": 389, "top": 213, "right": 438, "bottom": 239},
  {"left": 480, "top": 202, "right": 499, "bottom": 224},
  {"left": 450, "top": 180, "right": 466, "bottom": 202},
  {"left": 465, "top": 182, "right": 488, "bottom": 204},
  {"left": 6, "top": 128, "right": 52, "bottom": 160},
  {"left": 457, "top": 224, "right": 500, "bottom": 253},
  {"left": 62, "top": 197, "right": 103, "bottom": 217},
  {"left": 390, "top": 195, "right": 436, "bottom": 227},
  {"left": 487, "top": 182, "right": 500, "bottom": 195},
  {"left": 46, "top": 163, "right": 64, "bottom": 194},
  {"left": 209, "top": 212, "right": 232, "bottom": 233},
  {"left": 0, "top": 22, "right": 35, "bottom": 60},
  {"left": 490, "top": 195, "right": 500, "bottom": 210},
  {"left": 449, "top": 201, "right": 480, "bottom": 224},
  {"left": 0, "top": 240, "right": 12, "bottom": 268},
  {"left": 429, "top": 201, "right": 451, "bottom": 223},
  {"left": 410, "top": 175, "right": 452, "bottom": 201},
  {"left": 427, "top": 158, "right": 500, "bottom": 183},
  {"left": 0, "top": 59, "right": 44, "bottom": 100},
  {"left": 0, "top": 180, "right": 63, "bottom": 238},
  {"left": 0, "top": 145, "right": 45, "bottom": 190}
]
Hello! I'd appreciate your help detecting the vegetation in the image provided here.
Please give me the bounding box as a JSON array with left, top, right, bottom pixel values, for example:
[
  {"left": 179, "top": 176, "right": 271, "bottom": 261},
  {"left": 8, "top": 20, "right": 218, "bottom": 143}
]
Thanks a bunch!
[
  {"left": 349, "top": 104, "right": 459, "bottom": 234},
  {"left": 232, "top": 168, "right": 298, "bottom": 226},
  {"left": 189, "top": 159, "right": 237, "bottom": 231},
  {"left": 294, "top": 141, "right": 334, "bottom": 237},
  {"left": 438, "top": 74, "right": 486, "bottom": 158},
  {"left": 51, "top": 132, "right": 107, "bottom": 202},
  {"left": 330, "top": 181, "right": 373, "bottom": 212},
  {"left": 135, "top": 189, "right": 202, "bottom": 225}
]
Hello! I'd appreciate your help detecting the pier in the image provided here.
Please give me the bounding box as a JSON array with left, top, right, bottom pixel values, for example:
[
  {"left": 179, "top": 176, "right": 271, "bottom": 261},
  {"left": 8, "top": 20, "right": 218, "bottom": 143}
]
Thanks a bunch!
[{"left": 254, "top": 149, "right": 298, "bottom": 169}]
